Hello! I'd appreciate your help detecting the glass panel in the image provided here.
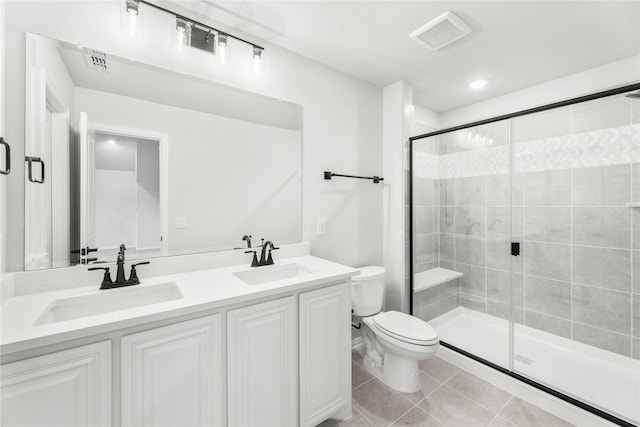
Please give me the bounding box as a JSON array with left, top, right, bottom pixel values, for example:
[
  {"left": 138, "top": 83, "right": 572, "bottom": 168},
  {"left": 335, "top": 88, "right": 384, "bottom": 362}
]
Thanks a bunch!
[
  {"left": 511, "top": 93, "right": 640, "bottom": 424},
  {"left": 412, "top": 119, "right": 512, "bottom": 369}
]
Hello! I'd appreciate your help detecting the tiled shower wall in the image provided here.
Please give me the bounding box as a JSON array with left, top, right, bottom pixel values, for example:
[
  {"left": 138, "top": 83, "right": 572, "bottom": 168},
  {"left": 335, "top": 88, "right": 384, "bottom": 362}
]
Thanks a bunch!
[{"left": 412, "top": 94, "right": 640, "bottom": 359}]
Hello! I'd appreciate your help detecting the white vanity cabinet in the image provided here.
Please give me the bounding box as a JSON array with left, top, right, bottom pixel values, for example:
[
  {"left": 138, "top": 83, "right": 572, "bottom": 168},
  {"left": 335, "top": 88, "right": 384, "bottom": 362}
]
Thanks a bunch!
[
  {"left": 299, "top": 283, "right": 351, "bottom": 427},
  {"left": 227, "top": 296, "right": 297, "bottom": 427},
  {"left": 0, "top": 341, "right": 111, "bottom": 427},
  {"left": 121, "top": 314, "right": 223, "bottom": 427},
  {"left": 1, "top": 262, "right": 355, "bottom": 427}
]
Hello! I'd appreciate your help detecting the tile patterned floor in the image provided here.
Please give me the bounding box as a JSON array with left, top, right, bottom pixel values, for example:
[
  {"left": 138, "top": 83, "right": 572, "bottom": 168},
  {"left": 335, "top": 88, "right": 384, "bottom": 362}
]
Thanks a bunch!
[{"left": 319, "top": 353, "right": 574, "bottom": 427}]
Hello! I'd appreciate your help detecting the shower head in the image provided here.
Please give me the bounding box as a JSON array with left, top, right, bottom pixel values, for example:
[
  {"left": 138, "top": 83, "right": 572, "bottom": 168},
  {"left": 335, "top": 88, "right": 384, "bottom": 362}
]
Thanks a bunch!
[{"left": 625, "top": 91, "right": 640, "bottom": 99}]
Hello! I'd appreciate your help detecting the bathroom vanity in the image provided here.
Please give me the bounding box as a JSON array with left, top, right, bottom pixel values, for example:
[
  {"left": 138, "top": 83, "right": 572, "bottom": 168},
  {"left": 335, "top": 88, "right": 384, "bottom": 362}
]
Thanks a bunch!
[{"left": 1, "top": 245, "right": 356, "bottom": 427}]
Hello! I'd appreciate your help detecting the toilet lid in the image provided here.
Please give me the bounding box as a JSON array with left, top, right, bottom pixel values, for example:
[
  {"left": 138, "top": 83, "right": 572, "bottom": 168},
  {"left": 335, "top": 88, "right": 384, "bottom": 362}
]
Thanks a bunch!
[
  {"left": 352, "top": 266, "right": 386, "bottom": 282},
  {"left": 372, "top": 311, "right": 438, "bottom": 344}
]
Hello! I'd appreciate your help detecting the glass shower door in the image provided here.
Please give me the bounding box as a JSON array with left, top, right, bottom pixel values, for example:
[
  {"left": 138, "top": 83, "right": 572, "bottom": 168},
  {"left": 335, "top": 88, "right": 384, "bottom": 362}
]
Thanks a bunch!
[
  {"left": 412, "top": 119, "right": 513, "bottom": 369},
  {"left": 510, "top": 93, "right": 640, "bottom": 424}
]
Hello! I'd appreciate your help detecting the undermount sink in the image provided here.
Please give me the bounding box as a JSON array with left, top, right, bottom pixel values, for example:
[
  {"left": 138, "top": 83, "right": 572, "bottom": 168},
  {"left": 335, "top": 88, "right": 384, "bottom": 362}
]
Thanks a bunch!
[
  {"left": 34, "top": 282, "right": 183, "bottom": 326},
  {"left": 233, "top": 263, "right": 315, "bottom": 285}
]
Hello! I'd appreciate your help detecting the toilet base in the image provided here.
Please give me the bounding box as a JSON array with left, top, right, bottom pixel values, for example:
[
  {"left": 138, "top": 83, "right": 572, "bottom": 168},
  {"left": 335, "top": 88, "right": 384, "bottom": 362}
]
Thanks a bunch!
[
  {"left": 361, "top": 352, "right": 384, "bottom": 380},
  {"left": 360, "top": 350, "right": 426, "bottom": 394},
  {"left": 383, "top": 353, "right": 421, "bottom": 393},
  {"left": 359, "top": 316, "right": 439, "bottom": 394}
]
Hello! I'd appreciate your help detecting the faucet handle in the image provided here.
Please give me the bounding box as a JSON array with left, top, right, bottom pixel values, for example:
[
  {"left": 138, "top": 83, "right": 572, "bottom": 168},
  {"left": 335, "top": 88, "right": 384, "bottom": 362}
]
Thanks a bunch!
[
  {"left": 266, "top": 246, "right": 279, "bottom": 265},
  {"left": 89, "top": 267, "right": 113, "bottom": 288},
  {"left": 128, "top": 261, "right": 150, "bottom": 285},
  {"left": 131, "top": 261, "right": 150, "bottom": 266},
  {"left": 245, "top": 250, "right": 259, "bottom": 267}
]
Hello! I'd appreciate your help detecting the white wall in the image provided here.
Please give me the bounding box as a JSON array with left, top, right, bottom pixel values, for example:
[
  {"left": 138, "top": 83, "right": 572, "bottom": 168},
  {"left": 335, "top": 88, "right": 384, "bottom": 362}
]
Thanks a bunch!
[
  {"left": 136, "top": 141, "right": 160, "bottom": 250},
  {"left": 414, "top": 105, "right": 439, "bottom": 132},
  {"left": 4, "top": 0, "right": 383, "bottom": 272},
  {"left": 94, "top": 168, "right": 137, "bottom": 249},
  {"left": 382, "top": 81, "right": 414, "bottom": 312},
  {"left": 440, "top": 55, "right": 640, "bottom": 127},
  {"left": 76, "top": 87, "right": 300, "bottom": 254}
]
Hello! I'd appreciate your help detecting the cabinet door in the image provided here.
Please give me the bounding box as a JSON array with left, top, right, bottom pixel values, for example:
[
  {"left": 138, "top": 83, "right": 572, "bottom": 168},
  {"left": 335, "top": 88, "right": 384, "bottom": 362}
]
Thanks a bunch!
[
  {"left": 227, "top": 296, "right": 297, "bottom": 427},
  {"left": 1, "top": 341, "right": 111, "bottom": 427},
  {"left": 299, "top": 283, "right": 351, "bottom": 426},
  {"left": 121, "top": 315, "right": 223, "bottom": 427}
]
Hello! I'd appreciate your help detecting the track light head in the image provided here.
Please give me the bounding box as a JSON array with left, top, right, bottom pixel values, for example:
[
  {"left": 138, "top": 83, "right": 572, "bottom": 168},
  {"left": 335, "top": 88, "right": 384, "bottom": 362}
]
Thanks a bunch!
[
  {"left": 218, "top": 33, "right": 229, "bottom": 47},
  {"left": 126, "top": 0, "right": 139, "bottom": 16}
]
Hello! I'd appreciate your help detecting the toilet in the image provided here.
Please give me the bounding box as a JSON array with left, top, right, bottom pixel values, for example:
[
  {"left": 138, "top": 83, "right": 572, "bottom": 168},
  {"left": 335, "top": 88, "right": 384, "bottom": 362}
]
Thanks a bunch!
[{"left": 351, "top": 266, "right": 439, "bottom": 393}]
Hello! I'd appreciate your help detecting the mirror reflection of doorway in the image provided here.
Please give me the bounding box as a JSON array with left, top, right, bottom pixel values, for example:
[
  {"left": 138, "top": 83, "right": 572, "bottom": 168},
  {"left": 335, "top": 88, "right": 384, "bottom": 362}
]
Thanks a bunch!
[
  {"left": 80, "top": 120, "right": 168, "bottom": 263},
  {"left": 24, "top": 73, "right": 71, "bottom": 271}
]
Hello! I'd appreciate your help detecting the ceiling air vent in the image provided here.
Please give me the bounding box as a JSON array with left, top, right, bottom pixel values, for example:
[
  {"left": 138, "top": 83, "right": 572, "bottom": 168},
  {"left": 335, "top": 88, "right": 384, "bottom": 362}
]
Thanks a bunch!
[
  {"left": 83, "top": 48, "right": 109, "bottom": 72},
  {"left": 410, "top": 11, "right": 472, "bottom": 50}
]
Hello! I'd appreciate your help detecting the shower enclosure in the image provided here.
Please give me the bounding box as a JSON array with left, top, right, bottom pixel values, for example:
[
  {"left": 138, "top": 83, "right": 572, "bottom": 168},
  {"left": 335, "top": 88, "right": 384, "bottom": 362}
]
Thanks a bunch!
[{"left": 410, "top": 84, "right": 640, "bottom": 426}]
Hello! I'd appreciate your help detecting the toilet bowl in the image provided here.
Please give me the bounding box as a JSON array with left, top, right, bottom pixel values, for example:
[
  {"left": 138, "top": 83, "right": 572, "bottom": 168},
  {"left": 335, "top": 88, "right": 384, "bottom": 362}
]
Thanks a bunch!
[{"left": 351, "top": 266, "right": 439, "bottom": 393}]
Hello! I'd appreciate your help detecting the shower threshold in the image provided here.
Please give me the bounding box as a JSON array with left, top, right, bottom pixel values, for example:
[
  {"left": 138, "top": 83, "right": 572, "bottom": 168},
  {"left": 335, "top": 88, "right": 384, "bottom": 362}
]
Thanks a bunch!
[{"left": 430, "top": 307, "right": 640, "bottom": 425}]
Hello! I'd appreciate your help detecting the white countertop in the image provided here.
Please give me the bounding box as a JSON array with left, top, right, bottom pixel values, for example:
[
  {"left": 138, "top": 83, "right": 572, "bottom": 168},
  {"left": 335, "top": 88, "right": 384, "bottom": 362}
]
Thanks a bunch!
[{"left": 1, "top": 255, "right": 358, "bottom": 356}]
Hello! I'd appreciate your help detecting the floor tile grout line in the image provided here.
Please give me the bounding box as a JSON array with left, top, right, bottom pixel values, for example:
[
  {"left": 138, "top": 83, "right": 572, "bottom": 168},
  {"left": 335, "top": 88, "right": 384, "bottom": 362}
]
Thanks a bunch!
[
  {"left": 355, "top": 375, "right": 418, "bottom": 411},
  {"left": 351, "top": 405, "right": 375, "bottom": 427},
  {"left": 417, "top": 358, "right": 462, "bottom": 380},
  {"left": 442, "top": 371, "right": 516, "bottom": 415},
  {"left": 486, "top": 395, "right": 515, "bottom": 427},
  {"left": 412, "top": 381, "right": 447, "bottom": 408},
  {"left": 352, "top": 375, "right": 375, "bottom": 392},
  {"left": 416, "top": 367, "right": 447, "bottom": 386},
  {"left": 409, "top": 383, "right": 450, "bottom": 426},
  {"left": 437, "top": 382, "right": 508, "bottom": 418},
  {"left": 413, "top": 404, "right": 448, "bottom": 427},
  {"left": 386, "top": 404, "right": 419, "bottom": 427}
]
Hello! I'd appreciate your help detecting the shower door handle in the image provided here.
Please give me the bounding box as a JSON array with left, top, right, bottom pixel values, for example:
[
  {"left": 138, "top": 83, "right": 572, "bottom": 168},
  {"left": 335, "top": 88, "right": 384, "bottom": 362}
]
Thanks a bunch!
[
  {"left": 25, "top": 156, "right": 45, "bottom": 184},
  {"left": 511, "top": 241, "right": 520, "bottom": 257},
  {"left": 0, "top": 137, "right": 10, "bottom": 175}
]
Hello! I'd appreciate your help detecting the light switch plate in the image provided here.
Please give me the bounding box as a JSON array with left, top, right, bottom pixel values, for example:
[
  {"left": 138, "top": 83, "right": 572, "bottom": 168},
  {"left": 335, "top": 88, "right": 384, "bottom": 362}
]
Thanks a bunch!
[
  {"left": 317, "top": 219, "right": 326, "bottom": 236},
  {"left": 175, "top": 217, "right": 188, "bottom": 229}
]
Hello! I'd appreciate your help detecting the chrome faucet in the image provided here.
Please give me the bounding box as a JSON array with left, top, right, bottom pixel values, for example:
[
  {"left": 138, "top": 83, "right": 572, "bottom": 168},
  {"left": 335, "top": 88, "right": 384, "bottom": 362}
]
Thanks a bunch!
[
  {"left": 89, "top": 244, "right": 150, "bottom": 289},
  {"left": 245, "top": 239, "right": 279, "bottom": 267}
]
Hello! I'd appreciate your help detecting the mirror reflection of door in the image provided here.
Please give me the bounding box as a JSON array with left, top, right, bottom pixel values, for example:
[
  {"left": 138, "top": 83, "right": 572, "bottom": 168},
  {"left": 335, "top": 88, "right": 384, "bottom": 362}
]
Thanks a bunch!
[
  {"left": 80, "top": 118, "right": 167, "bottom": 263},
  {"left": 24, "top": 68, "right": 71, "bottom": 271}
]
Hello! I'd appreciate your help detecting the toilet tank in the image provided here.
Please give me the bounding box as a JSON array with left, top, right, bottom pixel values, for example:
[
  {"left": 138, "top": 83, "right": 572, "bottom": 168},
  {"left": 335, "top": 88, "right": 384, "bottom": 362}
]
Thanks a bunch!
[{"left": 351, "top": 266, "right": 386, "bottom": 316}]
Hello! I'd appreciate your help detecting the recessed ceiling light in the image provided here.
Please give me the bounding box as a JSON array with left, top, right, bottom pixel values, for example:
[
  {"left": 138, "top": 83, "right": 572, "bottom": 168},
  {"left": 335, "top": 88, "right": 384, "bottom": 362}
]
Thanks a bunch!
[
  {"left": 107, "top": 139, "right": 116, "bottom": 145},
  {"left": 468, "top": 79, "right": 490, "bottom": 89}
]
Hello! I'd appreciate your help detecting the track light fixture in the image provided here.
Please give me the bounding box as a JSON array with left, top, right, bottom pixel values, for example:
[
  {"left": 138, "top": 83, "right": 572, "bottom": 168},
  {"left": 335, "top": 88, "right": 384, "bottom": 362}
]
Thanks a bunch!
[
  {"left": 124, "top": 0, "right": 142, "bottom": 36},
  {"left": 122, "top": 0, "right": 265, "bottom": 65},
  {"left": 125, "top": 0, "right": 139, "bottom": 15},
  {"left": 175, "top": 17, "right": 193, "bottom": 50},
  {"left": 218, "top": 33, "right": 229, "bottom": 64}
]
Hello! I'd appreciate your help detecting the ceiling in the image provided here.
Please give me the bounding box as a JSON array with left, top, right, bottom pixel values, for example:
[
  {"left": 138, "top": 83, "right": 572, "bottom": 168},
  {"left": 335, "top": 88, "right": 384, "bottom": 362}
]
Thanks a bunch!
[
  {"left": 54, "top": 38, "right": 301, "bottom": 130},
  {"left": 172, "top": 1, "right": 640, "bottom": 113}
]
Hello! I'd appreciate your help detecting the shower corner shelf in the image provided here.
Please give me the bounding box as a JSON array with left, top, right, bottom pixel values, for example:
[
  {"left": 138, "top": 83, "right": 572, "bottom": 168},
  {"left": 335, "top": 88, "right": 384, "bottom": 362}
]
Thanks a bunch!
[
  {"left": 626, "top": 202, "right": 640, "bottom": 208},
  {"left": 414, "top": 267, "right": 463, "bottom": 292}
]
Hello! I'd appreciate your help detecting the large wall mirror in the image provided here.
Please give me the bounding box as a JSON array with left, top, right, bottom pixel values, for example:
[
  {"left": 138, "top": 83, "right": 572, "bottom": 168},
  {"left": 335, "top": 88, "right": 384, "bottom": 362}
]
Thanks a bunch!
[{"left": 23, "top": 33, "right": 302, "bottom": 271}]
